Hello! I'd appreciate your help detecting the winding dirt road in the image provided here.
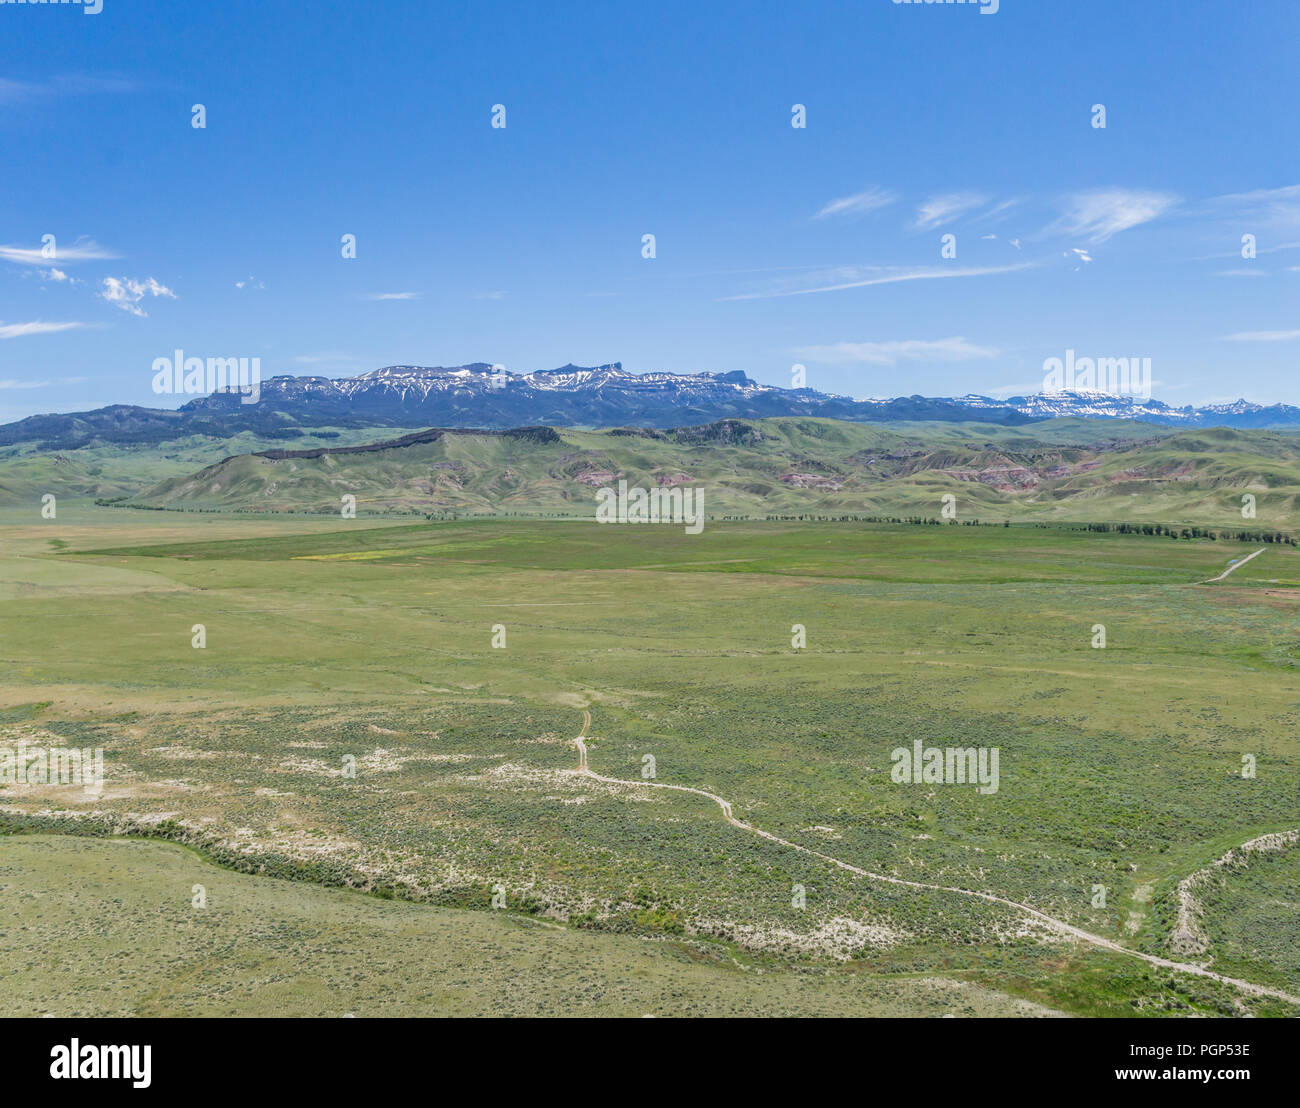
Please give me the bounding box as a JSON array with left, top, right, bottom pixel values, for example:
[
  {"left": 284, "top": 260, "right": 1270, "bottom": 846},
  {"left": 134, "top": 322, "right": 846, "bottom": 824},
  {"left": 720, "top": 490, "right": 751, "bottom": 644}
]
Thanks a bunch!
[
  {"left": 1203, "top": 547, "right": 1265, "bottom": 583},
  {"left": 571, "top": 710, "right": 1299, "bottom": 1006}
]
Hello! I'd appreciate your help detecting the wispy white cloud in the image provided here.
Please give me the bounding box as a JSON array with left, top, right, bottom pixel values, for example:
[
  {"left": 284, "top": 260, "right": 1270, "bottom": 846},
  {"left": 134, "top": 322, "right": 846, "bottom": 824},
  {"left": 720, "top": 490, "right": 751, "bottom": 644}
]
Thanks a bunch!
[
  {"left": 1210, "top": 184, "right": 1300, "bottom": 225},
  {"left": 913, "top": 192, "right": 987, "bottom": 231},
  {"left": 0, "top": 375, "right": 88, "bottom": 389},
  {"left": 362, "top": 291, "right": 419, "bottom": 301},
  {"left": 814, "top": 186, "right": 897, "bottom": 220},
  {"left": 1188, "top": 239, "right": 1300, "bottom": 262},
  {"left": 1221, "top": 328, "right": 1300, "bottom": 342},
  {"left": 236, "top": 276, "right": 266, "bottom": 291},
  {"left": 975, "top": 198, "right": 1020, "bottom": 224},
  {"left": 0, "top": 238, "right": 118, "bottom": 266},
  {"left": 793, "top": 337, "right": 999, "bottom": 366},
  {"left": 99, "top": 276, "right": 176, "bottom": 317},
  {"left": 1215, "top": 268, "right": 1268, "bottom": 278},
  {"left": 719, "top": 262, "right": 1032, "bottom": 301},
  {"left": 0, "top": 74, "right": 139, "bottom": 105},
  {"left": 985, "top": 380, "right": 1053, "bottom": 398},
  {"left": 294, "top": 350, "right": 358, "bottom": 366},
  {"left": 0, "top": 320, "right": 87, "bottom": 340},
  {"left": 1213, "top": 184, "right": 1300, "bottom": 202},
  {"left": 1045, "top": 189, "right": 1178, "bottom": 243}
]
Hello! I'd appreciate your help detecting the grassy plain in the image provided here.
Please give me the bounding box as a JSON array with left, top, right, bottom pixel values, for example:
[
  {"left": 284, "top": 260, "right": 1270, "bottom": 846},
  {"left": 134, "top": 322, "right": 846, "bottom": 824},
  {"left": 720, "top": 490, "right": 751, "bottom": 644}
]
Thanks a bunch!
[
  {"left": 1, "top": 504, "right": 1297, "bottom": 1016},
  {"left": 3, "top": 834, "right": 1062, "bottom": 1017}
]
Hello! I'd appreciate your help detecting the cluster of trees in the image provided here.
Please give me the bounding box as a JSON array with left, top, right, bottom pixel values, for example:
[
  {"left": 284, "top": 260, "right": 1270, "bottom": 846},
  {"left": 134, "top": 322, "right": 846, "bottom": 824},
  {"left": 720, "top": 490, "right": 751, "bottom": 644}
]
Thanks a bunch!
[
  {"left": 1225, "top": 529, "right": 1295, "bottom": 544},
  {"left": 758, "top": 515, "right": 993, "bottom": 524},
  {"left": 1081, "top": 521, "right": 1295, "bottom": 544}
]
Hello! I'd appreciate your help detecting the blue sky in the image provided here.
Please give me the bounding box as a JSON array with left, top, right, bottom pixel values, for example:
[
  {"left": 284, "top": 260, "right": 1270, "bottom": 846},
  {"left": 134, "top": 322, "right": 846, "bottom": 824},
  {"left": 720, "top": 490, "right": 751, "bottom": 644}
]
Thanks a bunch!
[{"left": 2, "top": 0, "right": 1298, "bottom": 421}]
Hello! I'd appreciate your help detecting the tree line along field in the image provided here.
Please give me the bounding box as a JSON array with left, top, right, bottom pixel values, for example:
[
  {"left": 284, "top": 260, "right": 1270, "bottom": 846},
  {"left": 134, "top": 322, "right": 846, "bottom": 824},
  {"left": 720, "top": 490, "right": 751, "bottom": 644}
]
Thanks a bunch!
[{"left": 0, "top": 505, "right": 1297, "bottom": 1016}]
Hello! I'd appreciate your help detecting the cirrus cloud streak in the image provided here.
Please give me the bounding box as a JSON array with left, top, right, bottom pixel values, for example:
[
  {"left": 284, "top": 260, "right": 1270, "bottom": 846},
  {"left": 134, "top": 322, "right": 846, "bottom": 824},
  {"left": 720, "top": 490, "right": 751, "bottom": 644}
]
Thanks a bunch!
[{"left": 793, "top": 336, "right": 1000, "bottom": 366}]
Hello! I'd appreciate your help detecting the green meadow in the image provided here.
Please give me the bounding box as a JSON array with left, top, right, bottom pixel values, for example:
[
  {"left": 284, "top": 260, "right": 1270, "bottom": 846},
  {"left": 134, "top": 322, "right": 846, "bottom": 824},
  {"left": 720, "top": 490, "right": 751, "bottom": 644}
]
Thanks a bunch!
[
  {"left": 1, "top": 834, "right": 1058, "bottom": 1017},
  {"left": 1, "top": 504, "right": 1297, "bottom": 1016}
]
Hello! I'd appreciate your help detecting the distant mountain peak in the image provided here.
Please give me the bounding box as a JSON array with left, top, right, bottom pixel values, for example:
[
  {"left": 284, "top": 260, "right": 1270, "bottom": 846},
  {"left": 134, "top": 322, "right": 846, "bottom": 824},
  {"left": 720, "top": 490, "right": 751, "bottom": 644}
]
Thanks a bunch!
[
  {"left": 535, "top": 362, "right": 624, "bottom": 375},
  {"left": 4, "top": 362, "right": 1300, "bottom": 452}
]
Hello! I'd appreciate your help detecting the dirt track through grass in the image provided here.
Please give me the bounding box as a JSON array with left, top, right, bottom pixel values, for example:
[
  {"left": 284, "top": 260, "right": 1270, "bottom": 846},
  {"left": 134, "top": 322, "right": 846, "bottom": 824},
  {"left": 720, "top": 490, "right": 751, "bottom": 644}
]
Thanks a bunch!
[{"left": 572, "top": 711, "right": 1300, "bottom": 1007}]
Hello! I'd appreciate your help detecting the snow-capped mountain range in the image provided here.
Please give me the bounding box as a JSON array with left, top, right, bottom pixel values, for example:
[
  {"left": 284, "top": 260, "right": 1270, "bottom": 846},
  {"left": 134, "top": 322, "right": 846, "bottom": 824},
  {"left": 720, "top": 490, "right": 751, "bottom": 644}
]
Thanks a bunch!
[
  {"left": 4, "top": 362, "right": 1299, "bottom": 450},
  {"left": 181, "top": 362, "right": 1300, "bottom": 428}
]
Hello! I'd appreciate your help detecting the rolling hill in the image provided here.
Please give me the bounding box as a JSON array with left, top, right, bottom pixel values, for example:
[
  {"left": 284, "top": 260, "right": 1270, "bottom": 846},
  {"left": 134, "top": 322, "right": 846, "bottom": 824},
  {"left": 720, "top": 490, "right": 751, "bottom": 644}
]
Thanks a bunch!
[{"left": 120, "top": 417, "right": 1300, "bottom": 529}]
